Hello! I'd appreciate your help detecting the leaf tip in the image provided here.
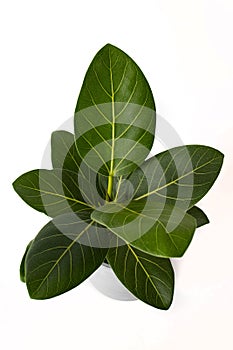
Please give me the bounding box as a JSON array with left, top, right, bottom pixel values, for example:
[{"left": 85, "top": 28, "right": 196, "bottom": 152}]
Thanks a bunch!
[
  {"left": 103, "top": 43, "right": 115, "bottom": 49},
  {"left": 100, "top": 43, "right": 121, "bottom": 54},
  {"left": 12, "top": 176, "right": 20, "bottom": 194}
]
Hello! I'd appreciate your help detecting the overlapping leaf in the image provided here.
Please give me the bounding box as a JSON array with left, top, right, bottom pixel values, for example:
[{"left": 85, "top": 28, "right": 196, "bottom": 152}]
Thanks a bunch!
[
  {"left": 51, "top": 130, "right": 78, "bottom": 171},
  {"left": 13, "top": 169, "right": 94, "bottom": 217},
  {"left": 187, "top": 206, "right": 209, "bottom": 228},
  {"left": 51, "top": 130, "right": 108, "bottom": 202},
  {"left": 72, "top": 125, "right": 155, "bottom": 178},
  {"left": 124, "top": 145, "right": 223, "bottom": 210},
  {"left": 92, "top": 199, "right": 197, "bottom": 258},
  {"left": 25, "top": 212, "right": 109, "bottom": 299},
  {"left": 107, "top": 236, "right": 174, "bottom": 309},
  {"left": 73, "top": 44, "right": 156, "bottom": 185},
  {"left": 96, "top": 163, "right": 211, "bottom": 225}
]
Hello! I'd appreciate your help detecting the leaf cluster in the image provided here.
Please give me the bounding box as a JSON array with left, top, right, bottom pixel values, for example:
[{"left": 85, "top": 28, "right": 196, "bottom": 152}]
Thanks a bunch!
[{"left": 14, "top": 44, "right": 223, "bottom": 309}]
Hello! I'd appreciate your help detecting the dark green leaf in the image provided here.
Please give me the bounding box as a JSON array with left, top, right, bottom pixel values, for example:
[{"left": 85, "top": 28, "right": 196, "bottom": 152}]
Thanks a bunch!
[
  {"left": 187, "top": 206, "right": 209, "bottom": 227},
  {"left": 14, "top": 43, "right": 224, "bottom": 309},
  {"left": 73, "top": 125, "right": 155, "bottom": 177},
  {"left": 126, "top": 145, "right": 223, "bottom": 210},
  {"left": 51, "top": 131, "right": 109, "bottom": 201},
  {"left": 91, "top": 199, "right": 196, "bottom": 258},
  {"left": 25, "top": 213, "right": 109, "bottom": 299},
  {"left": 13, "top": 169, "right": 93, "bottom": 217},
  {"left": 20, "top": 240, "right": 33, "bottom": 282},
  {"left": 107, "top": 236, "right": 174, "bottom": 309},
  {"left": 74, "top": 44, "right": 156, "bottom": 187},
  {"left": 76, "top": 44, "right": 155, "bottom": 112}
]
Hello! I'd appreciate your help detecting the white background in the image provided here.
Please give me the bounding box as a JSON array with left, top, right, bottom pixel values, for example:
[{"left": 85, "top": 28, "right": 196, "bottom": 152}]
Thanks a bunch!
[{"left": 1, "top": 1, "right": 233, "bottom": 349}]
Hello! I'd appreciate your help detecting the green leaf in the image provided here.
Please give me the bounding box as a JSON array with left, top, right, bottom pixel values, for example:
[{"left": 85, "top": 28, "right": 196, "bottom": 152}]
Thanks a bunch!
[
  {"left": 126, "top": 145, "right": 223, "bottom": 210},
  {"left": 91, "top": 199, "right": 197, "bottom": 258},
  {"left": 73, "top": 44, "right": 156, "bottom": 199},
  {"left": 13, "top": 169, "right": 93, "bottom": 217},
  {"left": 187, "top": 206, "right": 209, "bottom": 228},
  {"left": 51, "top": 130, "right": 109, "bottom": 201},
  {"left": 25, "top": 213, "right": 109, "bottom": 299},
  {"left": 97, "top": 174, "right": 209, "bottom": 228},
  {"left": 51, "top": 130, "right": 77, "bottom": 171},
  {"left": 20, "top": 240, "right": 33, "bottom": 282},
  {"left": 76, "top": 44, "right": 155, "bottom": 112},
  {"left": 107, "top": 236, "right": 174, "bottom": 310},
  {"left": 72, "top": 125, "right": 155, "bottom": 179}
]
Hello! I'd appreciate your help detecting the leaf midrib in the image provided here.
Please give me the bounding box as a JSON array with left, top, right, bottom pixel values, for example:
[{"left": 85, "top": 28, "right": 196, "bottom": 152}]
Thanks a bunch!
[
  {"left": 107, "top": 47, "right": 116, "bottom": 199},
  {"left": 20, "top": 184, "right": 93, "bottom": 208},
  {"left": 135, "top": 156, "right": 222, "bottom": 201},
  {"left": 126, "top": 243, "right": 167, "bottom": 307},
  {"left": 29, "top": 221, "right": 94, "bottom": 297}
]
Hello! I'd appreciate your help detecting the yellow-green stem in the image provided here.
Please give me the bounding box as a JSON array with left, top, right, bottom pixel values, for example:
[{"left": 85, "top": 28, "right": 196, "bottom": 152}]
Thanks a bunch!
[
  {"left": 106, "top": 48, "right": 115, "bottom": 201},
  {"left": 106, "top": 173, "right": 113, "bottom": 200}
]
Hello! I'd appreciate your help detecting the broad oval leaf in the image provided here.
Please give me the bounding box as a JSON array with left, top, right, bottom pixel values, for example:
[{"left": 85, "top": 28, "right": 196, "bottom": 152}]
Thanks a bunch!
[
  {"left": 107, "top": 236, "right": 174, "bottom": 310},
  {"left": 25, "top": 213, "right": 108, "bottom": 299},
  {"left": 74, "top": 44, "right": 156, "bottom": 180},
  {"left": 76, "top": 44, "right": 156, "bottom": 112},
  {"left": 126, "top": 145, "right": 223, "bottom": 210},
  {"left": 91, "top": 199, "right": 197, "bottom": 258},
  {"left": 12, "top": 169, "right": 94, "bottom": 217}
]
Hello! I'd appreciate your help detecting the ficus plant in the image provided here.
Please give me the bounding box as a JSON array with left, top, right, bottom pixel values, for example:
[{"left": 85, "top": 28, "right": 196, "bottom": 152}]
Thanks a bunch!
[{"left": 13, "top": 44, "right": 224, "bottom": 310}]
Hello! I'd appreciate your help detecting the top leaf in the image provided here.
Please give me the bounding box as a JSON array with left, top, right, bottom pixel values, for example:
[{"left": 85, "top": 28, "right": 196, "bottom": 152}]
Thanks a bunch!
[
  {"left": 73, "top": 44, "right": 156, "bottom": 186},
  {"left": 75, "top": 44, "right": 156, "bottom": 112}
]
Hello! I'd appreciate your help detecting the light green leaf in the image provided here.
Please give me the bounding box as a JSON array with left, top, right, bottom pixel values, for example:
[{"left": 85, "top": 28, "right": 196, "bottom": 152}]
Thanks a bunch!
[
  {"left": 126, "top": 145, "right": 223, "bottom": 210},
  {"left": 13, "top": 169, "right": 93, "bottom": 217},
  {"left": 91, "top": 199, "right": 196, "bottom": 258},
  {"left": 25, "top": 213, "right": 109, "bottom": 299},
  {"left": 51, "top": 130, "right": 78, "bottom": 171},
  {"left": 74, "top": 44, "right": 156, "bottom": 198},
  {"left": 187, "top": 206, "right": 209, "bottom": 228},
  {"left": 107, "top": 236, "right": 174, "bottom": 309}
]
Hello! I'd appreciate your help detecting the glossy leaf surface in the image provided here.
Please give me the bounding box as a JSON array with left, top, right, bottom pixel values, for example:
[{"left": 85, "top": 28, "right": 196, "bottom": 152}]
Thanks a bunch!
[
  {"left": 13, "top": 44, "right": 224, "bottom": 310},
  {"left": 107, "top": 236, "right": 174, "bottom": 309},
  {"left": 126, "top": 145, "right": 223, "bottom": 210},
  {"left": 92, "top": 200, "right": 196, "bottom": 258},
  {"left": 13, "top": 169, "right": 94, "bottom": 217},
  {"left": 25, "top": 213, "right": 108, "bottom": 299},
  {"left": 74, "top": 44, "right": 156, "bottom": 180}
]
